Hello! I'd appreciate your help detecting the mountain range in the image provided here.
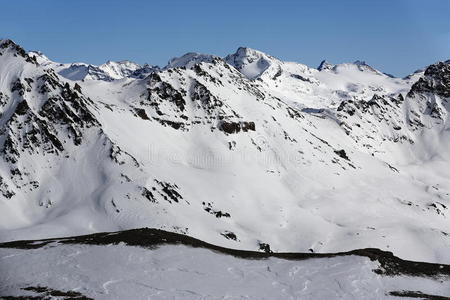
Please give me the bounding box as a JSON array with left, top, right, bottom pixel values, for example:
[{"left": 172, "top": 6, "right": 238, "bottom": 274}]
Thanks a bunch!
[{"left": 0, "top": 38, "right": 449, "bottom": 268}]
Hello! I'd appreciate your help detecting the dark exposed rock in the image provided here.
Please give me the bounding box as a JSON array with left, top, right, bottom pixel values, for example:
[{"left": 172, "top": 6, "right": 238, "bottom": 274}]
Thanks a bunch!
[
  {"left": 15, "top": 100, "right": 30, "bottom": 116},
  {"left": 317, "top": 60, "right": 334, "bottom": 71},
  {"left": 142, "top": 187, "right": 157, "bottom": 203},
  {"left": 0, "top": 40, "right": 38, "bottom": 65},
  {"left": 134, "top": 108, "right": 150, "bottom": 120},
  {"left": 11, "top": 79, "right": 25, "bottom": 96},
  {"left": 291, "top": 74, "right": 313, "bottom": 83},
  {"left": 426, "top": 101, "right": 444, "bottom": 119},
  {"left": 409, "top": 61, "right": 450, "bottom": 98},
  {"left": 130, "top": 64, "right": 159, "bottom": 79},
  {"left": 24, "top": 78, "right": 34, "bottom": 86},
  {"left": 221, "top": 231, "right": 238, "bottom": 241},
  {"left": 286, "top": 106, "right": 303, "bottom": 120},
  {"left": 153, "top": 117, "right": 184, "bottom": 130},
  {"left": 1, "top": 100, "right": 66, "bottom": 164},
  {"left": 147, "top": 76, "right": 186, "bottom": 111},
  {"left": 219, "top": 121, "right": 255, "bottom": 134},
  {"left": 109, "top": 143, "right": 139, "bottom": 167},
  {"left": 337, "top": 100, "right": 356, "bottom": 116},
  {"left": 272, "top": 68, "right": 282, "bottom": 80},
  {"left": 154, "top": 180, "right": 183, "bottom": 203},
  {"left": 202, "top": 202, "right": 231, "bottom": 218},
  {"left": 389, "top": 290, "right": 450, "bottom": 299},
  {"left": 1, "top": 286, "right": 95, "bottom": 300},
  {"left": 219, "top": 121, "right": 239, "bottom": 134},
  {"left": 334, "top": 149, "right": 349, "bottom": 160},
  {"left": 0, "top": 92, "right": 9, "bottom": 106},
  {"left": 37, "top": 82, "right": 99, "bottom": 147},
  {"left": 0, "top": 176, "right": 15, "bottom": 199},
  {"left": 193, "top": 64, "right": 207, "bottom": 77},
  {"left": 38, "top": 72, "right": 60, "bottom": 94},
  {"left": 74, "top": 83, "right": 82, "bottom": 93},
  {"left": 258, "top": 242, "right": 272, "bottom": 253},
  {"left": 387, "top": 163, "right": 399, "bottom": 173},
  {"left": 0, "top": 39, "right": 26, "bottom": 58},
  {"left": 191, "top": 80, "right": 223, "bottom": 112}
]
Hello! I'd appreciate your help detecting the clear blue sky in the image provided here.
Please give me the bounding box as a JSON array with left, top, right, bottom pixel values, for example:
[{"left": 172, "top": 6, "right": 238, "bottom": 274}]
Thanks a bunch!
[{"left": 1, "top": 0, "right": 449, "bottom": 76}]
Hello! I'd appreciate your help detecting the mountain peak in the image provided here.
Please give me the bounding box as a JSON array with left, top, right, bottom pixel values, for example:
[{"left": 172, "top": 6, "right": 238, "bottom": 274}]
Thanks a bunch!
[
  {"left": 233, "top": 46, "right": 269, "bottom": 58},
  {"left": 0, "top": 39, "right": 28, "bottom": 58},
  {"left": 227, "top": 46, "right": 275, "bottom": 61},
  {"left": 166, "top": 52, "right": 217, "bottom": 69},
  {"left": 103, "top": 60, "right": 140, "bottom": 67},
  {"left": 0, "top": 38, "right": 17, "bottom": 48},
  {"left": 317, "top": 60, "right": 334, "bottom": 71},
  {"left": 352, "top": 60, "right": 382, "bottom": 74},
  {"left": 28, "top": 51, "right": 52, "bottom": 65},
  {"left": 224, "top": 47, "right": 277, "bottom": 79},
  {"left": 353, "top": 60, "right": 368, "bottom": 66},
  {"left": 99, "top": 60, "right": 142, "bottom": 79}
]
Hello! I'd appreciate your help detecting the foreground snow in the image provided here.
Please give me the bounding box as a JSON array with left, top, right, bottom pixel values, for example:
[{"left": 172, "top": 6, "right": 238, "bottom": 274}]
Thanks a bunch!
[{"left": 0, "top": 229, "right": 449, "bottom": 300}]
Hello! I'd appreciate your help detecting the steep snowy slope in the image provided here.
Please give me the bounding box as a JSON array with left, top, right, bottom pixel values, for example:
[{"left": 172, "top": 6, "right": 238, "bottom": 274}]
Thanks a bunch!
[
  {"left": 1, "top": 228, "right": 449, "bottom": 300},
  {"left": 0, "top": 39, "right": 449, "bottom": 265}
]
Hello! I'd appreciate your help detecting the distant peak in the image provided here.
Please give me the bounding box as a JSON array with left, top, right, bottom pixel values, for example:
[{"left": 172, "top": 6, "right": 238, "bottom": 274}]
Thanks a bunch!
[
  {"left": 0, "top": 38, "right": 17, "bottom": 47},
  {"left": 224, "top": 47, "right": 277, "bottom": 79},
  {"left": 317, "top": 60, "right": 334, "bottom": 71},
  {"left": 0, "top": 39, "right": 37, "bottom": 63},
  {"left": 234, "top": 46, "right": 267, "bottom": 56},
  {"left": 352, "top": 60, "right": 378, "bottom": 72},
  {"left": 228, "top": 46, "right": 274, "bottom": 61},
  {"left": 28, "top": 51, "right": 51, "bottom": 65},
  {"left": 353, "top": 60, "right": 368, "bottom": 66},
  {"left": 0, "top": 39, "right": 26, "bottom": 54},
  {"left": 166, "top": 52, "right": 217, "bottom": 69},
  {"left": 103, "top": 60, "right": 140, "bottom": 66},
  {"left": 347, "top": 60, "right": 381, "bottom": 74}
]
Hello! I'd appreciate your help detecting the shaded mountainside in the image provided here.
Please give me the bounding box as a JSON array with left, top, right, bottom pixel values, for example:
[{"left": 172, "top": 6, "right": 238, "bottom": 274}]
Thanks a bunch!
[{"left": 0, "top": 39, "right": 449, "bottom": 266}]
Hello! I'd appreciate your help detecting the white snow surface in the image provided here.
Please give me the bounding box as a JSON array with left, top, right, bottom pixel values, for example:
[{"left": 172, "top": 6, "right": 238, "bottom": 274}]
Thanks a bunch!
[
  {"left": 166, "top": 52, "right": 218, "bottom": 69},
  {"left": 1, "top": 243, "right": 449, "bottom": 299},
  {"left": 29, "top": 51, "right": 156, "bottom": 81},
  {"left": 0, "top": 39, "right": 450, "bottom": 266}
]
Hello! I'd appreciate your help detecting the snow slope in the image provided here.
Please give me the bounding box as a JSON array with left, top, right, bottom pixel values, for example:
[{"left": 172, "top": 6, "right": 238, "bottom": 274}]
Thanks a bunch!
[
  {"left": 1, "top": 228, "right": 449, "bottom": 300},
  {"left": 29, "top": 50, "right": 158, "bottom": 81},
  {"left": 0, "top": 39, "right": 449, "bottom": 266}
]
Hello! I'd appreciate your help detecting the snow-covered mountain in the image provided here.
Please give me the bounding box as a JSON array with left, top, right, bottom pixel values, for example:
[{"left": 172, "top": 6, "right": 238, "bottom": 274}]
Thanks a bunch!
[
  {"left": 0, "top": 38, "right": 450, "bottom": 268},
  {"left": 29, "top": 50, "right": 159, "bottom": 81}
]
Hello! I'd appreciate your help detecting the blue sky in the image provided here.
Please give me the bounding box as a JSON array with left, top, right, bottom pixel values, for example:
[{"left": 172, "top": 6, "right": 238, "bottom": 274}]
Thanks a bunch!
[{"left": 1, "top": 0, "right": 449, "bottom": 76}]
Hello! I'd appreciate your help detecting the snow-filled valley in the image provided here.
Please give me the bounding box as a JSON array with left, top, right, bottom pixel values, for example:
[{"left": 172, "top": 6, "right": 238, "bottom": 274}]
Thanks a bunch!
[{"left": 1, "top": 38, "right": 450, "bottom": 297}]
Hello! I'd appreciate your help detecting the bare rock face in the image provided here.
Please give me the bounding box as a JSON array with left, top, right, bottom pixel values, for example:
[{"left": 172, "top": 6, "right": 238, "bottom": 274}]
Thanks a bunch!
[
  {"left": 2, "top": 72, "right": 99, "bottom": 165},
  {"left": 218, "top": 121, "right": 255, "bottom": 134},
  {"left": 410, "top": 61, "right": 450, "bottom": 98}
]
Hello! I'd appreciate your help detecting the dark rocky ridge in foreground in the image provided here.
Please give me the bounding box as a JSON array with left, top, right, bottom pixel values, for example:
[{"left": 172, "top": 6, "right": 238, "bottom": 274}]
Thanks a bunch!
[{"left": 1, "top": 227, "right": 449, "bottom": 279}]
